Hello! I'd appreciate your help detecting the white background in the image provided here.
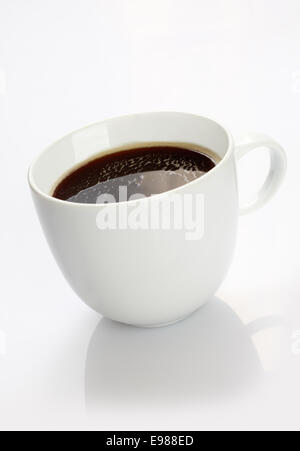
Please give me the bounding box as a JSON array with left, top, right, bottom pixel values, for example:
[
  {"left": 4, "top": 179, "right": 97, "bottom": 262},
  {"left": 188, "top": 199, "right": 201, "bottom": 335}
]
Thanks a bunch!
[{"left": 0, "top": 0, "right": 300, "bottom": 431}]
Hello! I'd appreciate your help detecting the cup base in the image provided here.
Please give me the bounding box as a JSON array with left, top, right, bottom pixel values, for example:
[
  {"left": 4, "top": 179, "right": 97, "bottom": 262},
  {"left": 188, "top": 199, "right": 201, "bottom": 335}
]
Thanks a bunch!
[{"left": 120, "top": 308, "right": 200, "bottom": 329}]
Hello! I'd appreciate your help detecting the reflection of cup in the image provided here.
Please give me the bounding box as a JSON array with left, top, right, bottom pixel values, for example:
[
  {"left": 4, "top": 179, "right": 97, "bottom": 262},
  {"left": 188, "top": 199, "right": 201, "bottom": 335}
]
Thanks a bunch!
[
  {"left": 85, "top": 298, "right": 283, "bottom": 410},
  {"left": 29, "top": 113, "right": 286, "bottom": 327}
]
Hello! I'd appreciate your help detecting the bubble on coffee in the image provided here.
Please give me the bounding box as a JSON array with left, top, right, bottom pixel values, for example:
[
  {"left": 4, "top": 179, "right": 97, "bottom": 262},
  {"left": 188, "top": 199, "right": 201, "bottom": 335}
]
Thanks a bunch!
[{"left": 53, "top": 145, "right": 218, "bottom": 204}]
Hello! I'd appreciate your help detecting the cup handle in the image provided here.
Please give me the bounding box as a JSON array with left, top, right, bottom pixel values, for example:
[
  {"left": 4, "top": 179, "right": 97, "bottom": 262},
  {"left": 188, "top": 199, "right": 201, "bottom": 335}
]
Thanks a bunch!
[
  {"left": 235, "top": 134, "right": 287, "bottom": 215},
  {"left": 245, "top": 316, "right": 286, "bottom": 337}
]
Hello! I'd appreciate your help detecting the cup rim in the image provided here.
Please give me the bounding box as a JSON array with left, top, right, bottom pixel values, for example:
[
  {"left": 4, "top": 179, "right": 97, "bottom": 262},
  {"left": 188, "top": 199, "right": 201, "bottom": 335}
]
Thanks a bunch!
[{"left": 28, "top": 111, "right": 234, "bottom": 208}]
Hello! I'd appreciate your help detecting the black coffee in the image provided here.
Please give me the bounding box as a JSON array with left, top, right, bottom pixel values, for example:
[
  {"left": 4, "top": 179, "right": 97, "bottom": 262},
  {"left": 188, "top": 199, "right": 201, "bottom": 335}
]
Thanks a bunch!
[{"left": 53, "top": 144, "right": 217, "bottom": 204}]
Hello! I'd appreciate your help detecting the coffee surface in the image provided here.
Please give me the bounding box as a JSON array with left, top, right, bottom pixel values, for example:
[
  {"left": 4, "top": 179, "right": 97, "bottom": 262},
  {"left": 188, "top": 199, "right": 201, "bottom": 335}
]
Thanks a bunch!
[{"left": 53, "top": 144, "right": 217, "bottom": 204}]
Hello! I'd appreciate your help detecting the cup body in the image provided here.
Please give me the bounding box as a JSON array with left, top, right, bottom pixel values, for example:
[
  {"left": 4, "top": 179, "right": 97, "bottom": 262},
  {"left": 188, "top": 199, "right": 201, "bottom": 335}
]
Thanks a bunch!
[{"left": 29, "top": 113, "right": 238, "bottom": 327}]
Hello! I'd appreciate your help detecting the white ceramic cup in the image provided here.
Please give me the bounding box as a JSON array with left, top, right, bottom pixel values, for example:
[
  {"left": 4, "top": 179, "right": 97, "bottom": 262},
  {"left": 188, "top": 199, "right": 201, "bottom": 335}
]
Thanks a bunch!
[{"left": 29, "top": 113, "right": 287, "bottom": 327}]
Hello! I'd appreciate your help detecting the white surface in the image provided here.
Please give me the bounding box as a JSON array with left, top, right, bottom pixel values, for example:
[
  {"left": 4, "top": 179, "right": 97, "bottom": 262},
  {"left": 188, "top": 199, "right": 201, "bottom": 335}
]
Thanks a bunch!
[{"left": 0, "top": 0, "right": 299, "bottom": 430}]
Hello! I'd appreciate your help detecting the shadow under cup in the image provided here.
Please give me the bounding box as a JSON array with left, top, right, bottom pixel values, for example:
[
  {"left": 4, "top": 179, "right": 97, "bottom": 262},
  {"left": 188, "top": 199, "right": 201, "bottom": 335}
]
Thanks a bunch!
[
  {"left": 29, "top": 113, "right": 238, "bottom": 327},
  {"left": 85, "top": 298, "right": 269, "bottom": 410}
]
